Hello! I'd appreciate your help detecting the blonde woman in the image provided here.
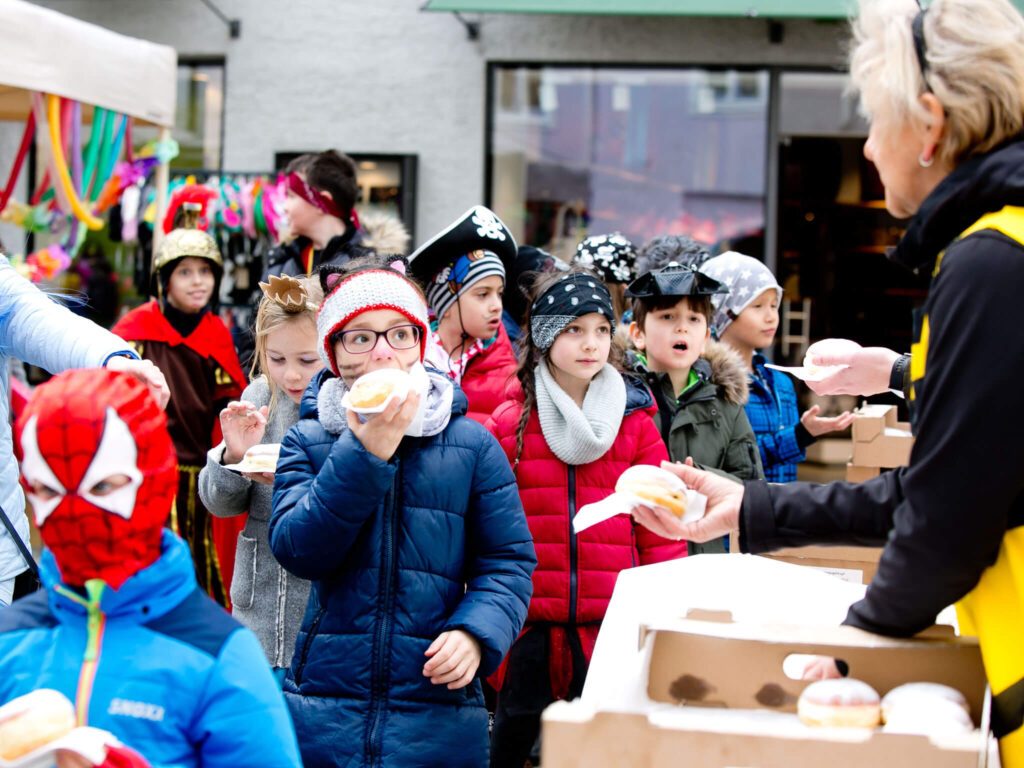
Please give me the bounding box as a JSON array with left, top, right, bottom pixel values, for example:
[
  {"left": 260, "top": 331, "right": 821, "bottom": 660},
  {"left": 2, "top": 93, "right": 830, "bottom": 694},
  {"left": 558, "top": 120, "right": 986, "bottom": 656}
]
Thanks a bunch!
[
  {"left": 199, "top": 274, "right": 323, "bottom": 680},
  {"left": 633, "top": 1, "right": 1024, "bottom": 762}
]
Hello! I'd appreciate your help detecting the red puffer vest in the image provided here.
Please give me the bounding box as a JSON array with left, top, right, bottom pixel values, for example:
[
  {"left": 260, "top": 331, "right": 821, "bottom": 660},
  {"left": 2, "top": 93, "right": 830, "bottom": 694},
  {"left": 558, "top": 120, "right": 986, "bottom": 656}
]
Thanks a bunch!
[
  {"left": 461, "top": 324, "right": 518, "bottom": 424},
  {"left": 485, "top": 375, "right": 687, "bottom": 697}
]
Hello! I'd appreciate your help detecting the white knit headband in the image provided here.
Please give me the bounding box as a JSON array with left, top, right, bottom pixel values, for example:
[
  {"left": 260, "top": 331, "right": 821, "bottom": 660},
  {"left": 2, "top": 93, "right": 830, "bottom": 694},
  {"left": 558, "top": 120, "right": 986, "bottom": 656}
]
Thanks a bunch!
[{"left": 317, "top": 269, "right": 430, "bottom": 375}]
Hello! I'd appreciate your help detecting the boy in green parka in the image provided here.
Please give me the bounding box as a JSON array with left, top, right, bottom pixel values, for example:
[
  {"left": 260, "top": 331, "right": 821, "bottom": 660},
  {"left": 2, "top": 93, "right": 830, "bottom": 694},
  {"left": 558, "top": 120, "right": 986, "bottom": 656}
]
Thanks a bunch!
[{"left": 626, "top": 262, "right": 763, "bottom": 554}]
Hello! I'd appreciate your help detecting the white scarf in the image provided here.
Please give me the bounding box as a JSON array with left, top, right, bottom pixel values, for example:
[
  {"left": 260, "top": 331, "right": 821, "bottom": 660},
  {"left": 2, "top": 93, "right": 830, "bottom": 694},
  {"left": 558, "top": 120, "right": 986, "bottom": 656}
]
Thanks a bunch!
[{"left": 534, "top": 362, "right": 626, "bottom": 465}]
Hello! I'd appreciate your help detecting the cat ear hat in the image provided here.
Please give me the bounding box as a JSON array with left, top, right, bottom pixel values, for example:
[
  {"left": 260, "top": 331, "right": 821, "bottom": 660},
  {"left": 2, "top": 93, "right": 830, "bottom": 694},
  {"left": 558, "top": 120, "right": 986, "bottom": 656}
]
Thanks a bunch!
[{"left": 316, "top": 256, "right": 429, "bottom": 376}]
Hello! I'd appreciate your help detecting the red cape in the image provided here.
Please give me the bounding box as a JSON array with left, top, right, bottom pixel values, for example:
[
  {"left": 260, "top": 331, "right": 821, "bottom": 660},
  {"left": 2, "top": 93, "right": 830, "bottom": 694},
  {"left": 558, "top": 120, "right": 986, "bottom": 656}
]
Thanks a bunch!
[{"left": 112, "top": 301, "right": 247, "bottom": 392}]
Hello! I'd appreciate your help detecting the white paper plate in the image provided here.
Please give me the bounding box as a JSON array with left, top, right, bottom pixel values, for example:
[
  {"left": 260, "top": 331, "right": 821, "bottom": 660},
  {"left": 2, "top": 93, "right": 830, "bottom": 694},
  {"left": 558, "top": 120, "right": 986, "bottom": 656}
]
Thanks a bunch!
[
  {"left": 764, "top": 363, "right": 849, "bottom": 383},
  {"left": 341, "top": 368, "right": 413, "bottom": 414},
  {"left": 0, "top": 727, "right": 112, "bottom": 768},
  {"left": 573, "top": 465, "right": 707, "bottom": 533},
  {"left": 224, "top": 443, "right": 282, "bottom": 474}
]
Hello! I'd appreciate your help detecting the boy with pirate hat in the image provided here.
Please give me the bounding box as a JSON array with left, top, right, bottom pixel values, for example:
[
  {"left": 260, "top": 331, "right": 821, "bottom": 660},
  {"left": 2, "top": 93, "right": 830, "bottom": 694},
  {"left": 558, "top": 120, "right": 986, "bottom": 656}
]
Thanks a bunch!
[
  {"left": 0, "top": 369, "right": 299, "bottom": 767},
  {"left": 408, "top": 205, "right": 519, "bottom": 423},
  {"left": 626, "top": 262, "right": 763, "bottom": 553}
]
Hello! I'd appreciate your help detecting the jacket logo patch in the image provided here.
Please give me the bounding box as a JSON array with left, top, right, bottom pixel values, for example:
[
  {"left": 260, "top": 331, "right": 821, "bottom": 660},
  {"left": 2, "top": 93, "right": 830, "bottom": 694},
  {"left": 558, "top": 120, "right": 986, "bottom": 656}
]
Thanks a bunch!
[{"left": 107, "top": 698, "right": 165, "bottom": 722}]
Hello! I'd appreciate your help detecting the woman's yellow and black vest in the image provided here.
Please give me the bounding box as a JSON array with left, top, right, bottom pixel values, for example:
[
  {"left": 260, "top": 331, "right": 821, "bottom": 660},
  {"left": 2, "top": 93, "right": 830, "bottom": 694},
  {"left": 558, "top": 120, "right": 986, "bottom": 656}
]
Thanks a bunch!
[{"left": 910, "top": 205, "right": 1024, "bottom": 764}]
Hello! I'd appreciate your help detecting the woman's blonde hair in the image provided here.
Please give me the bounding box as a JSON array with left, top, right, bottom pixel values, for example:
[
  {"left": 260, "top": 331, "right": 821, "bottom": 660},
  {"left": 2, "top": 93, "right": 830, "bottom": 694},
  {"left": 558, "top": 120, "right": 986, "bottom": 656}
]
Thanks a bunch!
[
  {"left": 252, "top": 274, "right": 323, "bottom": 412},
  {"left": 851, "top": 0, "right": 1024, "bottom": 165}
]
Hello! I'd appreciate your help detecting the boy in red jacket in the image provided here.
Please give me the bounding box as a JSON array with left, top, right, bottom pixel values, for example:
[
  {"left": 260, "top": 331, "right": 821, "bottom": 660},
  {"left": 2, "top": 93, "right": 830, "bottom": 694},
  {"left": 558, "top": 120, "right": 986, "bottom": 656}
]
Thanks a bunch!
[{"left": 408, "top": 206, "right": 518, "bottom": 423}]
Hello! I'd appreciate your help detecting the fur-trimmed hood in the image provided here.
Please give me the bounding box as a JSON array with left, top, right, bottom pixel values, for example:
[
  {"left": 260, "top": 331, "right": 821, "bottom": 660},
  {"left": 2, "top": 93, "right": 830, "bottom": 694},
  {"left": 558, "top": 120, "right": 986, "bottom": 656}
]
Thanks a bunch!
[
  {"left": 627, "top": 339, "right": 749, "bottom": 406},
  {"left": 697, "top": 339, "right": 750, "bottom": 406},
  {"left": 359, "top": 208, "right": 411, "bottom": 255}
]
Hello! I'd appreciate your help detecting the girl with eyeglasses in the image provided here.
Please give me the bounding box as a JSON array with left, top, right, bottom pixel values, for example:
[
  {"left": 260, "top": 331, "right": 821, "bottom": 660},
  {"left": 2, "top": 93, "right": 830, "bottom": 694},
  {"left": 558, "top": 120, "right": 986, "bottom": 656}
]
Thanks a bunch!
[{"left": 268, "top": 254, "right": 536, "bottom": 768}]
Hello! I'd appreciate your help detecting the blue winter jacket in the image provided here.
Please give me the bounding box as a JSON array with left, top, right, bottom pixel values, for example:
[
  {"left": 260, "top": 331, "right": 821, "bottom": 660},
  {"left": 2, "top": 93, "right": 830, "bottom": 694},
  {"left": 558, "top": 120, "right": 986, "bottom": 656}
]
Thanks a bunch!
[
  {"left": 0, "top": 531, "right": 301, "bottom": 767},
  {"left": 270, "top": 370, "right": 536, "bottom": 768},
  {"left": 746, "top": 353, "right": 805, "bottom": 483}
]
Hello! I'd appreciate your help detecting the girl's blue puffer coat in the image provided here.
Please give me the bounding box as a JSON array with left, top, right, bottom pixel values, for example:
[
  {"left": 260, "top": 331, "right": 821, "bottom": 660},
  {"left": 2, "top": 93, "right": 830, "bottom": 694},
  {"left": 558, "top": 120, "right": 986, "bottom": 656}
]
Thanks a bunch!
[{"left": 270, "top": 371, "right": 536, "bottom": 768}]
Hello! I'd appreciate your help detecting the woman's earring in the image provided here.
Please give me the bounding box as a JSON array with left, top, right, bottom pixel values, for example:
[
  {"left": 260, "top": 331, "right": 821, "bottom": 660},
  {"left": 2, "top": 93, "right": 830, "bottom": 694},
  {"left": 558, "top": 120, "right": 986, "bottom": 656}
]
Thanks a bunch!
[{"left": 918, "top": 147, "right": 935, "bottom": 168}]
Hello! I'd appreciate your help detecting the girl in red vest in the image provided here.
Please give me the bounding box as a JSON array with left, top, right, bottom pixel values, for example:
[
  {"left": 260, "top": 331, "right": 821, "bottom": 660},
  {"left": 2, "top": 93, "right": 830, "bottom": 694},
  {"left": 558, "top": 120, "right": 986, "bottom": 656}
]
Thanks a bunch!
[
  {"left": 485, "top": 268, "right": 686, "bottom": 768},
  {"left": 113, "top": 197, "right": 246, "bottom": 608}
]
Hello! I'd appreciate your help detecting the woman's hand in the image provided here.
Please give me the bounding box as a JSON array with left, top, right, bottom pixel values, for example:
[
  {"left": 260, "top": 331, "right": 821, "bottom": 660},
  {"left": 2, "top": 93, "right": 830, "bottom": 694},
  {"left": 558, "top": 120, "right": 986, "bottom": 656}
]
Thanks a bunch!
[
  {"left": 631, "top": 461, "right": 745, "bottom": 542},
  {"left": 347, "top": 391, "right": 420, "bottom": 462},
  {"left": 219, "top": 401, "right": 268, "bottom": 465},
  {"left": 800, "top": 405, "right": 856, "bottom": 437},
  {"left": 805, "top": 346, "right": 901, "bottom": 397},
  {"left": 423, "top": 629, "right": 481, "bottom": 690}
]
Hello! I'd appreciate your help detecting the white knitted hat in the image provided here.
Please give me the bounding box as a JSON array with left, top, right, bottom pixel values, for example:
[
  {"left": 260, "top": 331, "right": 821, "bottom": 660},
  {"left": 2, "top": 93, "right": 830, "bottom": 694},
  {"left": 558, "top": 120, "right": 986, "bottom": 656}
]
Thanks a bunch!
[{"left": 317, "top": 268, "right": 430, "bottom": 376}]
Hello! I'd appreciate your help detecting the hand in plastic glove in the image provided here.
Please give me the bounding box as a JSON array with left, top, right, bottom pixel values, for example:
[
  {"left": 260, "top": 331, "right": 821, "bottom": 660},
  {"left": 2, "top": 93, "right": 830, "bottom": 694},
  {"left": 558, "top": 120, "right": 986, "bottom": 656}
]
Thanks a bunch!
[
  {"left": 631, "top": 461, "right": 744, "bottom": 542},
  {"left": 423, "top": 629, "right": 481, "bottom": 690},
  {"left": 801, "top": 656, "right": 844, "bottom": 681},
  {"left": 805, "top": 345, "right": 901, "bottom": 397},
  {"left": 800, "top": 405, "right": 856, "bottom": 437}
]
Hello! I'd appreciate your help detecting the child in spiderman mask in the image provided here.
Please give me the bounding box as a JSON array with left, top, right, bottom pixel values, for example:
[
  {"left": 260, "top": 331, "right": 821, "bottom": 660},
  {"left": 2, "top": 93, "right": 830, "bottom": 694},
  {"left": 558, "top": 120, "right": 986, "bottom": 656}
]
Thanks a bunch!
[{"left": 0, "top": 369, "right": 300, "bottom": 768}]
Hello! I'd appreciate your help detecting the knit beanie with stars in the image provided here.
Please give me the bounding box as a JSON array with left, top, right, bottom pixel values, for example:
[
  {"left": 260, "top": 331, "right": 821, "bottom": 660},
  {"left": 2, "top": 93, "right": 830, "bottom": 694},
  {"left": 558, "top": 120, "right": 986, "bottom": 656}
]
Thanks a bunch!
[{"left": 699, "top": 251, "right": 782, "bottom": 339}]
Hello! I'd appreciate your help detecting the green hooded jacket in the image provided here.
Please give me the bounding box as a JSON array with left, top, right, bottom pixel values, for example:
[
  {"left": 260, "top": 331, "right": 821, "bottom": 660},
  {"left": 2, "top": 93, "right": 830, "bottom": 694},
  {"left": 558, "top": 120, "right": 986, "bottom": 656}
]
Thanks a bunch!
[{"left": 631, "top": 340, "right": 764, "bottom": 554}]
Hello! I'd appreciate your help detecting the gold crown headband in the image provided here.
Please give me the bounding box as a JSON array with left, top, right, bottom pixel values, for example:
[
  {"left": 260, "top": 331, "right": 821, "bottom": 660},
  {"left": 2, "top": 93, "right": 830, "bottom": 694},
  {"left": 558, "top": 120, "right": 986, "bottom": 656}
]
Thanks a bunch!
[{"left": 258, "top": 274, "right": 316, "bottom": 314}]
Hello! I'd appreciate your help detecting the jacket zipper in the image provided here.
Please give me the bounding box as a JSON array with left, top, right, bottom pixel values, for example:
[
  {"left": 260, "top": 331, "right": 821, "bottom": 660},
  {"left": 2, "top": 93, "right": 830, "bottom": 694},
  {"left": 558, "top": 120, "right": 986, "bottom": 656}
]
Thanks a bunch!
[
  {"left": 366, "top": 460, "right": 401, "bottom": 768},
  {"left": 293, "top": 604, "right": 325, "bottom": 686},
  {"left": 56, "top": 579, "right": 106, "bottom": 727},
  {"left": 568, "top": 465, "right": 578, "bottom": 625}
]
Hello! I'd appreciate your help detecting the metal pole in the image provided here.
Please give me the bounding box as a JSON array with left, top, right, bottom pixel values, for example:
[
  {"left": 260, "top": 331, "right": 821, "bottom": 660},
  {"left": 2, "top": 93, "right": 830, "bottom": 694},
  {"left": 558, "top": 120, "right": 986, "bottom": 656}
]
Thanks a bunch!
[{"left": 152, "top": 126, "right": 171, "bottom": 264}]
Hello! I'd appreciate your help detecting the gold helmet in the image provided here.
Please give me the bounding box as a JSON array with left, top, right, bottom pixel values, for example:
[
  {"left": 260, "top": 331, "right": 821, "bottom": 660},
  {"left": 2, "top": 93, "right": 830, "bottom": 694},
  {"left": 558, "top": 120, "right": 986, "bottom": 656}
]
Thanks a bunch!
[
  {"left": 150, "top": 202, "right": 223, "bottom": 301},
  {"left": 152, "top": 203, "right": 222, "bottom": 272}
]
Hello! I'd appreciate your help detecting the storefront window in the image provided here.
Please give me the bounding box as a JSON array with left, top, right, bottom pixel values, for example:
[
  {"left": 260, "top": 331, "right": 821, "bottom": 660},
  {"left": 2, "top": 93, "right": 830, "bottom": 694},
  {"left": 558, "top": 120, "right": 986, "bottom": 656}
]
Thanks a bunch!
[
  {"left": 134, "top": 59, "right": 224, "bottom": 170},
  {"left": 489, "top": 66, "right": 770, "bottom": 259}
]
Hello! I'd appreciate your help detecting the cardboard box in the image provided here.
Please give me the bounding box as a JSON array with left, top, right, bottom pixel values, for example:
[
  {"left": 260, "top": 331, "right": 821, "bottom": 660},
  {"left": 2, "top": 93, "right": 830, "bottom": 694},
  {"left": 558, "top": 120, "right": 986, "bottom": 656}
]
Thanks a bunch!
[
  {"left": 804, "top": 438, "right": 852, "bottom": 466},
  {"left": 851, "top": 404, "right": 913, "bottom": 468},
  {"left": 755, "top": 546, "right": 882, "bottom": 585},
  {"left": 846, "top": 463, "right": 881, "bottom": 483},
  {"left": 543, "top": 702, "right": 995, "bottom": 767},
  {"left": 729, "top": 532, "right": 882, "bottom": 585},
  {"left": 544, "top": 615, "right": 994, "bottom": 767}
]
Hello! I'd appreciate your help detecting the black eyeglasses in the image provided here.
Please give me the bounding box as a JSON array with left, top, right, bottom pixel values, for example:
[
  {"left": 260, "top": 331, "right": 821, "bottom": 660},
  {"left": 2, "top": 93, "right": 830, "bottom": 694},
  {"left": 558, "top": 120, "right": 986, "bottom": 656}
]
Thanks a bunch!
[
  {"left": 625, "top": 263, "right": 728, "bottom": 300},
  {"left": 332, "top": 325, "right": 421, "bottom": 355}
]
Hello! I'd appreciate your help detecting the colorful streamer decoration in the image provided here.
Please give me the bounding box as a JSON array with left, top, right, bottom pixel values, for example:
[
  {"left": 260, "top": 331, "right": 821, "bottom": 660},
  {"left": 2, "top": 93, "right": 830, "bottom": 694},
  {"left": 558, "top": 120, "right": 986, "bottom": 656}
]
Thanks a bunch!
[{"left": 46, "top": 93, "right": 103, "bottom": 230}]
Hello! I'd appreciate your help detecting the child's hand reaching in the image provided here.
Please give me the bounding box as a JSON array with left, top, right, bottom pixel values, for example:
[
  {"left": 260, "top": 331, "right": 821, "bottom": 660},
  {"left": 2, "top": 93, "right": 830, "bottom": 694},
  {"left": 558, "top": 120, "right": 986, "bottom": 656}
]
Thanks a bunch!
[
  {"left": 423, "top": 629, "right": 481, "bottom": 690},
  {"left": 800, "top": 405, "right": 855, "bottom": 438},
  {"left": 347, "top": 390, "right": 420, "bottom": 461},
  {"left": 220, "top": 401, "right": 269, "bottom": 464}
]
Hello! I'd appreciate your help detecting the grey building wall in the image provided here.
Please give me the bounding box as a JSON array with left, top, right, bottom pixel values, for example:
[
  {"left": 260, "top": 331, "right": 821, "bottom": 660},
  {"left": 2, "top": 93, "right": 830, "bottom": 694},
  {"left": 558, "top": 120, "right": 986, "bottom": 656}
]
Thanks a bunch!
[{"left": 28, "top": 0, "right": 848, "bottom": 245}]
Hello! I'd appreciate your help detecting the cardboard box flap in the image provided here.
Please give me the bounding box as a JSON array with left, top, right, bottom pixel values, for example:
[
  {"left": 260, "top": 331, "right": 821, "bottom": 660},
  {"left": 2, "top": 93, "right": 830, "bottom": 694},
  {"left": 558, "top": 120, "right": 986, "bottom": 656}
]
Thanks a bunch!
[
  {"left": 643, "top": 618, "right": 986, "bottom": 722},
  {"left": 851, "top": 404, "right": 897, "bottom": 442}
]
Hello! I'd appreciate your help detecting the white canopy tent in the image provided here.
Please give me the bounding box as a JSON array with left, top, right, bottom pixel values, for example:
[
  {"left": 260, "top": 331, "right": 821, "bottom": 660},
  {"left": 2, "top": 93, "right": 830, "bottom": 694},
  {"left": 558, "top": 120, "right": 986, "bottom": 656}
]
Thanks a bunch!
[{"left": 0, "top": 0, "right": 177, "bottom": 248}]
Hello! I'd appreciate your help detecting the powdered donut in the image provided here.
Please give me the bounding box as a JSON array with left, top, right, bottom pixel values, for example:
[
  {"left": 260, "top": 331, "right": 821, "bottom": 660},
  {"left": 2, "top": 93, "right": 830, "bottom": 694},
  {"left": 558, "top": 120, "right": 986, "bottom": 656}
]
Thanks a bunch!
[{"left": 797, "top": 678, "right": 881, "bottom": 728}]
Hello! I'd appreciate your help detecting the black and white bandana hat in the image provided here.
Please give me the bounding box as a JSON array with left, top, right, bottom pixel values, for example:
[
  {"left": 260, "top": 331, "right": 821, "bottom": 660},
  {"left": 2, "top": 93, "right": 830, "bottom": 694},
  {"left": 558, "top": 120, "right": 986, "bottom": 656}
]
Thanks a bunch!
[
  {"left": 408, "top": 205, "right": 517, "bottom": 318},
  {"left": 530, "top": 273, "right": 616, "bottom": 352},
  {"left": 573, "top": 232, "right": 638, "bottom": 284}
]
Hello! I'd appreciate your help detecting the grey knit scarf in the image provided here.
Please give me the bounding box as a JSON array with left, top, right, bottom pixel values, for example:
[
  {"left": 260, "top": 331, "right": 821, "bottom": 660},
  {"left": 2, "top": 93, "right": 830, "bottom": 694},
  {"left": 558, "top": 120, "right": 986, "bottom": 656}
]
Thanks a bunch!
[
  {"left": 317, "top": 366, "right": 454, "bottom": 437},
  {"left": 535, "top": 361, "right": 626, "bottom": 465}
]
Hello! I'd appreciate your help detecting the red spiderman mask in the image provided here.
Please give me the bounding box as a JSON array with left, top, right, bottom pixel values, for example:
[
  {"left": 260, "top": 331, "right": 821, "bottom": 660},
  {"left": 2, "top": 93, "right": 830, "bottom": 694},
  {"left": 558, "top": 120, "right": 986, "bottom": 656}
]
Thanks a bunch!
[{"left": 15, "top": 369, "right": 178, "bottom": 589}]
